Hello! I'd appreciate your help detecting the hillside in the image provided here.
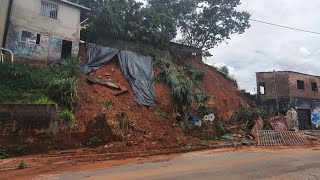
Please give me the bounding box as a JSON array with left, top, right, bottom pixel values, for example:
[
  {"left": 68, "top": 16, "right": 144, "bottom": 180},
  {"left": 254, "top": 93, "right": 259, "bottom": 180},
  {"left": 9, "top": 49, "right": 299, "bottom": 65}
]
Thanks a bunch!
[{"left": 73, "top": 54, "right": 248, "bottom": 152}]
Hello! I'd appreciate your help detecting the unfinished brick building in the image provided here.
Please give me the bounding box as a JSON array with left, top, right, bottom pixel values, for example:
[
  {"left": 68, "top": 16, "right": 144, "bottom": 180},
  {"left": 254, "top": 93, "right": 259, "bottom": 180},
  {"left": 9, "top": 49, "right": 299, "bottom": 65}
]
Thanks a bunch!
[{"left": 256, "top": 71, "right": 320, "bottom": 130}]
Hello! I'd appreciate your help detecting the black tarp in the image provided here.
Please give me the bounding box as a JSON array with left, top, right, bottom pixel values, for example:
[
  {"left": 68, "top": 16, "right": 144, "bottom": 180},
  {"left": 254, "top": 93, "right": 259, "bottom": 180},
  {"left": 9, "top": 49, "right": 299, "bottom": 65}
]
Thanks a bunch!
[
  {"left": 83, "top": 43, "right": 156, "bottom": 106},
  {"left": 83, "top": 43, "right": 119, "bottom": 74},
  {"left": 118, "top": 51, "right": 155, "bottom": 106}
]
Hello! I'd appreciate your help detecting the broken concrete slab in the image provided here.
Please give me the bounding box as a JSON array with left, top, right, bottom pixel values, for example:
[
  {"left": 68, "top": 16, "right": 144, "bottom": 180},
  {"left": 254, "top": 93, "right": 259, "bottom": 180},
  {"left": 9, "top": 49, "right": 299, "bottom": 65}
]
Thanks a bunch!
[
  {"left": 87, "top": 75, "right": 121, "bottom": 90},
  {"left": 250, "top": 117, "right": 264, "bottom": 138},
  {"left": 269, "top": 116, "right": 289, "bottom": 131}
]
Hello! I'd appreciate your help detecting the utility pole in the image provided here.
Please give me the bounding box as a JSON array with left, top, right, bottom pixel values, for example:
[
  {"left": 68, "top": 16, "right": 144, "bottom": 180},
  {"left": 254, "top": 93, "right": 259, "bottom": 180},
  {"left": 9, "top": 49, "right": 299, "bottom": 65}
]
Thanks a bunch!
[{"left": 273, "top": 70, "right": 280, "bottom": 115}]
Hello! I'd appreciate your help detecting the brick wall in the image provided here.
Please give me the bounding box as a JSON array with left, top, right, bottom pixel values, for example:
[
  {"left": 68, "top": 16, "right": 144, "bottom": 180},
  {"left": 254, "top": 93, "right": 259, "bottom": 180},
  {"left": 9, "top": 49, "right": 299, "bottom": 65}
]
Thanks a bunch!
[
  {"left": 288, "top": 72, "right": 320, "bottom": 99},
  {"left": 256, "top": 72, "right": 290, "bottom": 102}
]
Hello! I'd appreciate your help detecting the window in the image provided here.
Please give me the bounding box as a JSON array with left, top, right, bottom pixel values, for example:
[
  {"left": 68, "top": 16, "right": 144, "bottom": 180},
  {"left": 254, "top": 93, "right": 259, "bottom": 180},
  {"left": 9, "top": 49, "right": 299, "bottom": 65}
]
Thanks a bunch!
[
  {"left": 21, "top": 31, "right": 41, "bottom": 44},
  {"left": 311, "top": 82, "right": 318, "bottom": 91},
  {"left": 297, "top": 80, "right": 305, "bottom": 90},
  {"left": 40, "top": 1, "right": 58, "bottom": 19},
  {"left": 259, "top": 82, "right": 266, "bottom": 95}
]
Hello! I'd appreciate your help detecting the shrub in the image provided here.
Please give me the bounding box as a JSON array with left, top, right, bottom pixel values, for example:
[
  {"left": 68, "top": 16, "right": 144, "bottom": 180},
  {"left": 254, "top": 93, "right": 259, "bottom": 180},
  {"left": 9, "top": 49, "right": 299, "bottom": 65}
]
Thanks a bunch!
[
  {"left": 47, "top": 77, "right": 78, "bottom": 109},
  {"left": 157, "top": 64, "right": 195, "bottom": 106},
  {"left": 0, "top": 146, "right": 10, "bottom": 159},
  {"left": 59, "top": 109, "right": 76, "bottom": 131},
  {"left": 102, "top": 101, "right": 115, "bottom": 111},
  {"left": 34, "top": 96, "right": 55, "bottom": 104},
  {"left": 88, "top": 134, "right": 102, "bottom": 148},
  {"left": 116, "top": 112, "right": 130, "bottom": 130},
  {"left": 47, "top": 56, "right": 80, "bottom": 109},
  {"left": 192, "top": 70, "right": 205, "bottom": 81},
  {"left": 155, "top": 109, "right": 168, "bottom": 119},
  {"left": 18, "top": 161, "right": 27, "bottom": 169}
]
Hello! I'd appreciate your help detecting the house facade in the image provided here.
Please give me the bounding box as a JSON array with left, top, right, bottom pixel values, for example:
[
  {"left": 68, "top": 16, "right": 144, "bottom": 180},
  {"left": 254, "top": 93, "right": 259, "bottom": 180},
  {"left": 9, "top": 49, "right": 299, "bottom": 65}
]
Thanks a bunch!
[
  {"left": 2, "top": 0, "right": 89, "bottom": 62},
  {"left": 0, "top": 0, "right": 10, "bottom": 47},
  {"left": 256, "top": 71, "right": 320, "bottom": 130}
]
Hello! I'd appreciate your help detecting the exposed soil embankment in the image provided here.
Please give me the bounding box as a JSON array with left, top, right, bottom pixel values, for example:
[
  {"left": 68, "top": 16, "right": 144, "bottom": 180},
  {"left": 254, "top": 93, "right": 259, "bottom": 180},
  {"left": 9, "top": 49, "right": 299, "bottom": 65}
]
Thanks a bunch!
[
  {"left": 74, "top": 55, "right": 247, "bottom": 151},
  {"left": 185, "top": 56, "right": 246, "bottom": 120},
  {"left": 75, "top": 58, "right": 194, "bottom": 151}
]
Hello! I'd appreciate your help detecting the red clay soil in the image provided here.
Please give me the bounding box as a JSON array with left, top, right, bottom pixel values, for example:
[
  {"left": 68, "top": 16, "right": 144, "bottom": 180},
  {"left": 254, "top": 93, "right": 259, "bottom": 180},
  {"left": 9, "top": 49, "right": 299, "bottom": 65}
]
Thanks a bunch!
[
  {"left": 185, "top": 56, "right": 247, "bottom": 121},
  {"left": 73, "top": 55, "right": 248, "bottom": 152},
  {"left": 75, "top": 57, "right": 195, "bottom": 152}
]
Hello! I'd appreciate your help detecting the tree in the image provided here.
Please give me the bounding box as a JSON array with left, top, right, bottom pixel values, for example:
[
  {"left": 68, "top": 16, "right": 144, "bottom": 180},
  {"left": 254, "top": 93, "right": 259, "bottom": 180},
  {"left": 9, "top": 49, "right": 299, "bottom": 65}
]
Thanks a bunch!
[
  {"left": 178, "top": 0, "right": 251, "bottom": 55},
  {"left": 69, "top": 0, "right": 250, "bottom": 52},
  {"left": 219, "top": 65, "right": 230, "bottom": 76}
]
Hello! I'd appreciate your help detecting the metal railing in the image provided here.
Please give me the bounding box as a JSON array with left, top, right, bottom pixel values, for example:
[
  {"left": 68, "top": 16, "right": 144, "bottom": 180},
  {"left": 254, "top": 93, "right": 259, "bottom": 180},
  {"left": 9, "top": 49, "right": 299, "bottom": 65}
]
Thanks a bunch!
[{"left": 0, "top": 48, "right": 14, "bottom": 63}]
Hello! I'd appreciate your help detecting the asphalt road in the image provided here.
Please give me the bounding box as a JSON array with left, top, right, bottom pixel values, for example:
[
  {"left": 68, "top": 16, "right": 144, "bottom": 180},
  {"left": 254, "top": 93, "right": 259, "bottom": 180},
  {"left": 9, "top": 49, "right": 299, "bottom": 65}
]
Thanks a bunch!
[{"left": 50, "top": 148, "right": 320, "bottom": 180}]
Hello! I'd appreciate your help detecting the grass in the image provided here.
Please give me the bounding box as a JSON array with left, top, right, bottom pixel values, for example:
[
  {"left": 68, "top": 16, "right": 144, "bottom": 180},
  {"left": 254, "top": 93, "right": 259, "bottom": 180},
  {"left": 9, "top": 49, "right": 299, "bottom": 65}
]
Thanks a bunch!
[
  {"left": 155, "top": 109, "right": 168, "bottom": 119},
  {"left": 18, "top": 161, "right": 27, "bottom": 169},
  {"left": 0, "top": 62, "right": 50, "bottom": 104},
  {"left": 59, "top": 109, "right": 76, "bottom": 131},
  {"left": 0, "top": 56, "right": 80, "bottom": 108},
  {"left": 0, "top": 57, "right": 80, "bottom": 133},
  {"left": 117, "top": 112, "right": 130, "bottom": 130}
]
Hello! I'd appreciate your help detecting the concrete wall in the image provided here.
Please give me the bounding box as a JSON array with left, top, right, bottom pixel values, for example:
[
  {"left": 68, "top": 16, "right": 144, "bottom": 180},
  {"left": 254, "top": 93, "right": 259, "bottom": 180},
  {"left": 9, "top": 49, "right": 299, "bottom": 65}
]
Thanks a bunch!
[
  {"left": 0, "top": 104, "right": 59, "bottom": 138},
  {"left": 5, "top": 0, "right": 81, "bottom": 61},
  {"left": 0, "top": 0, "right": 10, "bottom": 47},
  {"left": 11, "top": 0, "right": 80, "bottom": 39}
]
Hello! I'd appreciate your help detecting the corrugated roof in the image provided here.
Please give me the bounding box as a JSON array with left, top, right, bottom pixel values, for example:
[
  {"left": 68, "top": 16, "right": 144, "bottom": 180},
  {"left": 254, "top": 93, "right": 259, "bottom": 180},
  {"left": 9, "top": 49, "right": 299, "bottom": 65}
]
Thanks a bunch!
[{"left": 53, "top": 0, "right": 91, "bottom": 11}]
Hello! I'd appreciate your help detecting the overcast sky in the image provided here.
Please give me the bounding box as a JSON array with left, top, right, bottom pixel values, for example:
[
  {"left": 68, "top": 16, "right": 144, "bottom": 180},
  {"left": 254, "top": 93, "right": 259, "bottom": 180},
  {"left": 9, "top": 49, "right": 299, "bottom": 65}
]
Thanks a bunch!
[{"left": 208, "top": 0, "right": 320, "bottom": 93}]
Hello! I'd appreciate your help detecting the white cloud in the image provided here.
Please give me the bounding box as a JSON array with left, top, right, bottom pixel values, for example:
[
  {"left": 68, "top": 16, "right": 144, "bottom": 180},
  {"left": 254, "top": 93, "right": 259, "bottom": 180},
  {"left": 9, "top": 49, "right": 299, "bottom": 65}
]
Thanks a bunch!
[
  {"left": 207, "top": 0, "right": 320, "bottom": 94},
  {"left": 299, "top": 47, "right": 311, "bottom": 56}
]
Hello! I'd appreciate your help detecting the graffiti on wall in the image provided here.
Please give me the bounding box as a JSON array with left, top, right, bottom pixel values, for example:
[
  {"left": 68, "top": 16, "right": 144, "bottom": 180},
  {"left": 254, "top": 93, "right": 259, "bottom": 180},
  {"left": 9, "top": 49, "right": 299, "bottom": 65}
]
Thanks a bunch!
[
  {"left": 311, "top": 107, "right": 320, "bottom": 129},
  {"left": 72, "top": 41, "right": 79, "bottom": 56},
  {"left": 48, "top": 37, "right": 62, "bottom": 61},
  {"left": 6, "top": 26, "right": 47, "bottom": 60},
  {"left": 5, "top": 25, "right": 67, "bottom": 61}
]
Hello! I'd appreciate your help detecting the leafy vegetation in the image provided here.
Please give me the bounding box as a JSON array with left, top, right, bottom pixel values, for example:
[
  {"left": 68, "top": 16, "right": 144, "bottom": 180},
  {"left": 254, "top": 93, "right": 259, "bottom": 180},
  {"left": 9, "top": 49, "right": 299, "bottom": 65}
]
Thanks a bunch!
[
  {"left": 18, "top": 161, "right": 27, "bottom": 169},
  {"left": 69, "top": 0, "right": 250, "bottom": 52},
  {"left": 0, "top": 57, "right": 81, "bottom": 132},
  {"left": 59, "top": 109, "right": 77, "bottom": 131},
  {"left": 0, "top": 57, "right": 80, "bottom": 108},
  {"left": 0, "top": 145, "right": 27, "bottom": 159},
  {"left": 117, "top": 112, "right": 130, "bottom": 130},
  {"left": 156, "top": 58, "right": 195, "bottom": 106},
  {"left": 232, "top": 107, "right": 268, "bottom": 133},
  {"left": 154, "top": 109, "right": 168, "bottom": 119},
  {"left": 103, "top": 100, "right": 115, "bottom": 111},
  {"left": 0, "top": 62, "right": 51, "bottom": 103},
  {"left": 88, "top": 134, "right": 102, "bottom": 148}
]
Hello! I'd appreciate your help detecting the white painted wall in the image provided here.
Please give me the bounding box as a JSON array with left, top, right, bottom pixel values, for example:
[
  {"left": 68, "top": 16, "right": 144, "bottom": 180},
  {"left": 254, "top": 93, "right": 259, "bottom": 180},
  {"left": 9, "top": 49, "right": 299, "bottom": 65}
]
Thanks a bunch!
[
  {"left": 0, "top": 0, "right": 9, "bottom": 46},
  {"left": 10, "top": 0, "right": 81, "bottom": 40}
]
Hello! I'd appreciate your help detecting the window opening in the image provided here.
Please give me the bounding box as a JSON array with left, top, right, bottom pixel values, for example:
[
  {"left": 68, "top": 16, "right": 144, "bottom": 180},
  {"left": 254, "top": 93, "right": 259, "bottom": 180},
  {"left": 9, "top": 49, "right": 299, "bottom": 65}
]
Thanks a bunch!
[
  {"left": 40, "top": 1, "right": 58, "bottom": 19},
  {"left": 297, "top": 80, "right": 305, "bottom": 90}
]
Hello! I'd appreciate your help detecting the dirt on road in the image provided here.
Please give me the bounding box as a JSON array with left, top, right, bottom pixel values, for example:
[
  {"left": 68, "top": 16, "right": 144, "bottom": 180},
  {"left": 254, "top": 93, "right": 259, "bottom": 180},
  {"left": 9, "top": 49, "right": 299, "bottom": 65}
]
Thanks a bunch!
[{"left": 2, "top": 146, "right": 320, "bottom": 180}]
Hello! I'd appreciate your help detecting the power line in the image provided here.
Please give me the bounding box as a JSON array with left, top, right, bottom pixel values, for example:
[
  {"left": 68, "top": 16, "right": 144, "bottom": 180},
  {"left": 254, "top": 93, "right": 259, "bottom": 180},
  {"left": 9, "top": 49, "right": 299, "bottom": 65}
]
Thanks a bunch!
[
  {"left": 292, "top": 59, "right": 320, "bottom": 69},
  {"left": 283, "top": 58, "right": 320, "bottom": 71},
  {"left": 249, "top": 19, "right": 320, "bottom": 35}
]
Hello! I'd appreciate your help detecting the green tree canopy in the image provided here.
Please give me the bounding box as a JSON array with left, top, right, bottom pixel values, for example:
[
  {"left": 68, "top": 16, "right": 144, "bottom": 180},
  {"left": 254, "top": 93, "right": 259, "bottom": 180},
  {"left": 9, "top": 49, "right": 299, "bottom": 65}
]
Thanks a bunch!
[{"left": 69, "top": 0, "right": 250, "bottom": 51}]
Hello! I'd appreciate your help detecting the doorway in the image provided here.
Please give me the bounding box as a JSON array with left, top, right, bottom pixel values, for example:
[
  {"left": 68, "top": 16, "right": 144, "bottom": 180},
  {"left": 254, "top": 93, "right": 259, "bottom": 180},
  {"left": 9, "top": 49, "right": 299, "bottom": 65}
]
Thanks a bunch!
[
  {"left": 61, "top": 40, "right": 72, "bottom": 59},
  {"left": 297, "top": 109, "right": 312, "bottom": 130}
]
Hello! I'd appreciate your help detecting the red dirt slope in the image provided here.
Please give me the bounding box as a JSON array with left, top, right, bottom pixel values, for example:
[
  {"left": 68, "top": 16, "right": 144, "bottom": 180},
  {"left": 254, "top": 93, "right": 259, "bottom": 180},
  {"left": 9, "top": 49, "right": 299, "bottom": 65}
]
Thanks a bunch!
[
  {"left": 76, "top": 57, "right": 194, "bottom": 151},
  {"left": 75, "top": 55, "right": 248, "bottom": 150},
  {"left": 185, "top": 56, "right": 246, "bottom": 120}
]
